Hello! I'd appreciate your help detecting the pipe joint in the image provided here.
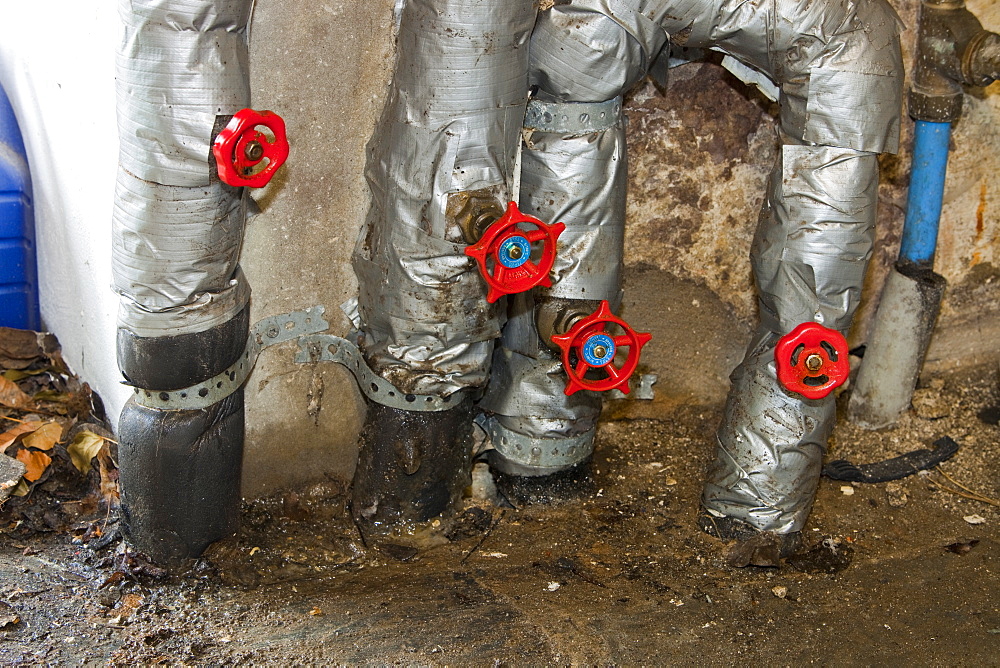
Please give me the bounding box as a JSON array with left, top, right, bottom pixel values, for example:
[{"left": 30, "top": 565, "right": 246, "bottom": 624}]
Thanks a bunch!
[
  {"left": 910, "top": 0, "right": 1000, "bottom": 121},
  {"left": 534, "top": 297, "right": 602, "bottom": 352},
  {"left": 447, "top": 189, "right": 505, "bottom": 245}
]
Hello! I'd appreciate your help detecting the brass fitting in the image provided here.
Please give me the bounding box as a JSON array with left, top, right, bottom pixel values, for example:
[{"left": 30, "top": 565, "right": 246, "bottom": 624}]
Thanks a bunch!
[
  {"left": 446, "top": 189, "right": 505, "bottom": 244},
  {"left": 910, "top": 0, "right": 1000, "bottom": 122},
  {"left": 535, "top": 297, "right": 602, "bottom": 352}
]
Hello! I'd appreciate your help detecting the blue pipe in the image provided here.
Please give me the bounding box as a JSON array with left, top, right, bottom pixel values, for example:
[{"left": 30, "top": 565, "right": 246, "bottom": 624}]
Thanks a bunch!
[{"left": 899, "top": 120, "right": 952, "bottom": 266}]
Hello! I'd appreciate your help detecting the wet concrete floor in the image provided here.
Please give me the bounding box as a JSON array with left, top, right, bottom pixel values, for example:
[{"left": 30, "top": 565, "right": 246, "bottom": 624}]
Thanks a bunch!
[{"left": 1, "top": 364, "right": 998, "bottom": 665}]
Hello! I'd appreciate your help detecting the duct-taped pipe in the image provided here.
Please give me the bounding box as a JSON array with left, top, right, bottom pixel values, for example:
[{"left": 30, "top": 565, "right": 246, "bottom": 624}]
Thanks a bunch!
[
  {"left": 478, "top": 1, "right": 666, "bottom": 476},
  {"left": 352, "top": 0, "right": 535, "bottom": 398},
  {"left": 646, "top": 0, "right": 904, "bottom": 535},
  {"left": 113, "top": 0, "right": 252, "bottom": 565},
  {"left": 117, "top": 1, "right": 252, "bottom": 187},
  {"left": 478, "top": 293, "right": 603, "bottom": 476},
  {"left": 704, "top": 140, "right": 882, "bottom": 534},
  {"left": 350, "top": 0, "right": 535, "bottom": 528},
  {"left": 654, "top": 0, "right": 903, "bottom": 152}
]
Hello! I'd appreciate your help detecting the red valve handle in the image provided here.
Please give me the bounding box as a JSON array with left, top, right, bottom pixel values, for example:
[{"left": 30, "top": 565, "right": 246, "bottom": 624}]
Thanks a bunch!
[
  {"left": 551, "top": 300, "right": 652, "bottom": 396},
  {"left": 774, "top": 322, "right": 849, "bottom": 400},
  {"left": 464, "top": 201, "right": 566, "bottom": 303},
  {"left": 212, "top": 109, "right": 289, "bottom": 188}
]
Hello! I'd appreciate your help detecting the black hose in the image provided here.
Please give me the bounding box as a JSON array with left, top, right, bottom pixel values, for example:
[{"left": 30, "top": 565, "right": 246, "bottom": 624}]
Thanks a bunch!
[{"left": 822, "top": 436, "right": 959, "bottom": 483}]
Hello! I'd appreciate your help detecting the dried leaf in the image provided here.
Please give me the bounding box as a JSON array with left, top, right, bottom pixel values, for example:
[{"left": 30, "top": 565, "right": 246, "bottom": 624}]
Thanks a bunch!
[
  {"left": 21, "top": 421, "right": 63, "bottom": 452},
  {"left": 67, "top": 431, "right": 106, "bottom": 475},
  {"left": 0, "top": 326, "right": 47, "bottom": 369},
  {"left": 14, "top": 448, "right": 51, "bottom": 482},
  {"left": 2, "top": 367, "right": 49, "bottom": 382},
  {"left": 0, "top": 376, "right": 32, "bottom": 410},
  {"left": 10, "top": 478, "right": 29, "bottom": 497},
  {"left": 0, "top": 420, "right": 43, "bottom": 454},
  {"left": 31, "top": 389, "right": 70, "bottom": 403},
  {"left": 97, "top": 439, "right": 120, "bottom": 506}
]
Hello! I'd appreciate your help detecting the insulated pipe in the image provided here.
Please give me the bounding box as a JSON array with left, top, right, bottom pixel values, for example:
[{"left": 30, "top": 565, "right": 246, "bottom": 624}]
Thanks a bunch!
[
  {"left": 899, "top": 121, "right": 952, "bottom": 265},
  {"left": 350, "top": 0, "right": 535, "bottom": 529},
  {"left": 642, "top": 0, "right": 905, "bottom": 538},
  {"left": 113, "top": 0, "right": 253, "bottom": 566},
  {"left": 478, "top": 1, "right": 666, "bottom": 476},
  {"left": 703, "top": 142, "right": 883, "bottom": 535}
]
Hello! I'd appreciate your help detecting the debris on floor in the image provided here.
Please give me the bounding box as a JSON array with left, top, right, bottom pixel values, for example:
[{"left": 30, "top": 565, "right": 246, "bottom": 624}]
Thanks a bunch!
[
  {"left": 1, "top": 322, "right": 997, "bottom": 664},
  {"left": 0, "top": 327, "right": 116, "bottom": 539}
]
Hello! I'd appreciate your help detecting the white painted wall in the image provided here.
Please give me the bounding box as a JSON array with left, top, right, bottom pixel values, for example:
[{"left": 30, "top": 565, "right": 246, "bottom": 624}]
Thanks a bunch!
[{"left": 0, "top": 4, "right": 129, "bottom": 424}]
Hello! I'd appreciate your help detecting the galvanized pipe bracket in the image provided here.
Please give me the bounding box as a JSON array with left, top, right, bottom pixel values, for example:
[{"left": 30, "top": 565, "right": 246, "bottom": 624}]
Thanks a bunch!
[
  {"left": 295, "top": 334, "right": 469, "bottom": 412},
  {"left": 524, "top": 97, "right": 622, "bottom": 135},
  {"left": 129, "top": 306, "right": 330, "bottom": 410}
]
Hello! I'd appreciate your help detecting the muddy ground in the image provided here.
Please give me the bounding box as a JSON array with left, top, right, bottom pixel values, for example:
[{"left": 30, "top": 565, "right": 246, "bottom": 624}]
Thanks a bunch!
[{"left": 1, "top": 362, "right": 998, "bottom": 666}]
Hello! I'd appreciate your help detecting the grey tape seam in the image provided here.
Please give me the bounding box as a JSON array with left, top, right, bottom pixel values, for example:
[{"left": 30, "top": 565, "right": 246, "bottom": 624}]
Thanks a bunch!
[
  {"left": 294, "top": 334, "right": 469, "bottom": 412},
  {"left": 129, "top": 306, "right": 330, "bottom": 410},
  {"left": 523, "top": 97, "right": 623, "bottom": 134}
]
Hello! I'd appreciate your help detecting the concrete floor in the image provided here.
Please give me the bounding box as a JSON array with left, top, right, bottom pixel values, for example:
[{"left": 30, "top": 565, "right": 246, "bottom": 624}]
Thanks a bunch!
[{"left": 1, "top": 362, "right": 998, "bottom": 665}]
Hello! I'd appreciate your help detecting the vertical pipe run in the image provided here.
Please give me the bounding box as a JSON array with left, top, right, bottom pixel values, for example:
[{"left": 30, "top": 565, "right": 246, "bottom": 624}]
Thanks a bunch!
[
  {"left": 847, "top": 123, "right": 952, "bottom": 430},
  {"left": 899, "top": 120, "right": 952, "bottom": 266},
  {"left": 350, "top": 0, "right": 535, "bottom": 530},
  {"left": 113, "top": 1, "right": 253, "bottom": 566}
]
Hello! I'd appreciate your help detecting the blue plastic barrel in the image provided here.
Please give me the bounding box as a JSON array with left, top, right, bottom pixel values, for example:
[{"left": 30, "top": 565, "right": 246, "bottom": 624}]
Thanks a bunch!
[{"left": 0, "top": 82, "right": 39, "bottom": 330}]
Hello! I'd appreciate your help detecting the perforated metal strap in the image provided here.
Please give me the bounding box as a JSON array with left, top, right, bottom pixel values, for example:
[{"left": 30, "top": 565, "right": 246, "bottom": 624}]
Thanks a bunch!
[
  {"left": 295, "top": 334, "right": 469, "bottom": 412},
  {"left": 129, "top": 307, "right": 330, "bottom": 410},
  {"left": 523, "top": 97, "right": 622, "bottom": 134},
  {"left": 479, "top": 414, "right": 594, "bottom": 471}
]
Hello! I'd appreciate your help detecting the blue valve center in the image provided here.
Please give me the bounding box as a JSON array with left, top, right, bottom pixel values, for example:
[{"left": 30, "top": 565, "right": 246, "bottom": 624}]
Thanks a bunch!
[
  {"left": 582, "top": 333, "right": 616, "bottom": 366},
  {"left": 498, "top": 235, "right": 531, "bottom": 269}
]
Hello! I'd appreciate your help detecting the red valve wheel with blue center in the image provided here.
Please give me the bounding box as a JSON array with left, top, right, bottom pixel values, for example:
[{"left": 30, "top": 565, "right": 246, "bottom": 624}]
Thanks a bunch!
[
  {"left": 551, "top": 300, "right": 652, "bottom": 396},
  {"left": 213, "top": 109, "right": 289, "bottom": 188},
  {"left": 774, "top": 322, "right": 850, "bottom": 400},
  {"left": 464, "top": 201, "right": 566, "bottom": 303}
]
